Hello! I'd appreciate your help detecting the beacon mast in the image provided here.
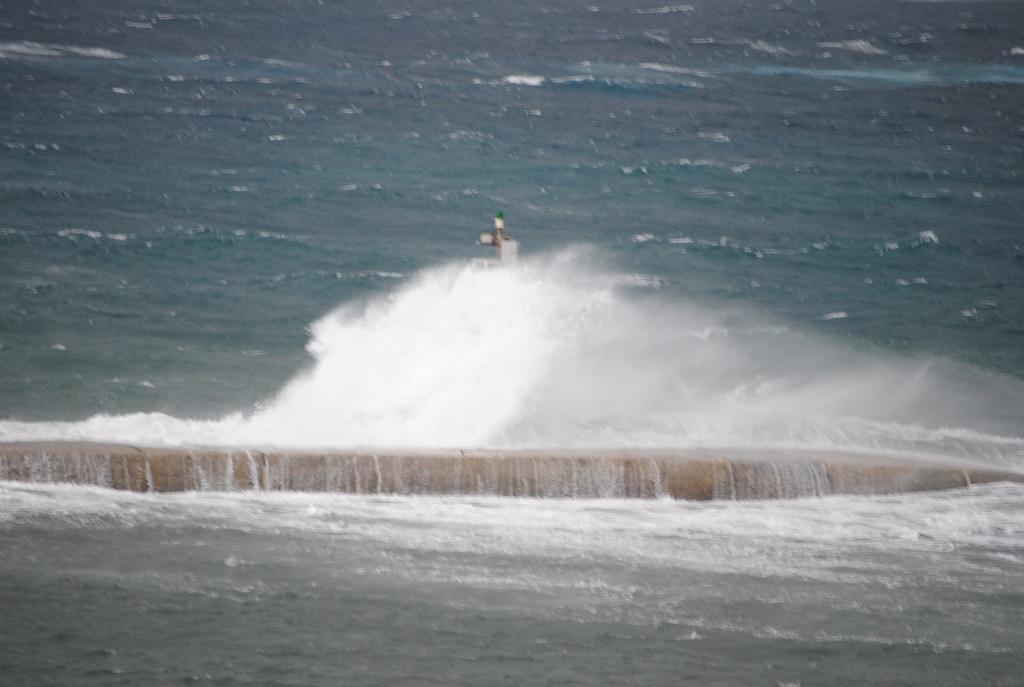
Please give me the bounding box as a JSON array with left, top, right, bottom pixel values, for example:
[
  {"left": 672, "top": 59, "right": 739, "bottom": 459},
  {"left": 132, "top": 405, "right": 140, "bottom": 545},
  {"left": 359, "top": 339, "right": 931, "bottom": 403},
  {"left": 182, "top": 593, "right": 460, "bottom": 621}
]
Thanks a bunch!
[{"left": 478, "top": 211, "right": 519, "bottom": 264}]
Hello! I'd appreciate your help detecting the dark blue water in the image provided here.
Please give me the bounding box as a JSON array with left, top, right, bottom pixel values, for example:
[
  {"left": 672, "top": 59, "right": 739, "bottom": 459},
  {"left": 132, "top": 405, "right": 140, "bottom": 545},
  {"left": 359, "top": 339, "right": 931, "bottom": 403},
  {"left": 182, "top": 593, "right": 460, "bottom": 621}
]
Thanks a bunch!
[{"left": 2, "top": 0, "right": 1023, "bottom": 425}]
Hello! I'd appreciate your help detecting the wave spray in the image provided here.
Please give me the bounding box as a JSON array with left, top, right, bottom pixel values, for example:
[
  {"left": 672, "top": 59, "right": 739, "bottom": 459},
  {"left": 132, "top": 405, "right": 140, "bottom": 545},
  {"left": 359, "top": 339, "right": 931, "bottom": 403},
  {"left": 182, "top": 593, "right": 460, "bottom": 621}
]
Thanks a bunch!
[{"left": 1, "top": 249, "right": 1022, "bottom": 468}]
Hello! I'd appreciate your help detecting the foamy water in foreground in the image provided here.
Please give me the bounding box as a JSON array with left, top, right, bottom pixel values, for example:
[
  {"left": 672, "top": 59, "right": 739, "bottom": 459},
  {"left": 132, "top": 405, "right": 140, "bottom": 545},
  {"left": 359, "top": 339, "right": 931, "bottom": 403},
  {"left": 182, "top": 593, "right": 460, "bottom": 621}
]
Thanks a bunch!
[
  {"left": 2, "top": 480, "right": 1022, "bottom": 684},
  {"left": 3, "top": 253, "right": 1023, "bottom": 470}
]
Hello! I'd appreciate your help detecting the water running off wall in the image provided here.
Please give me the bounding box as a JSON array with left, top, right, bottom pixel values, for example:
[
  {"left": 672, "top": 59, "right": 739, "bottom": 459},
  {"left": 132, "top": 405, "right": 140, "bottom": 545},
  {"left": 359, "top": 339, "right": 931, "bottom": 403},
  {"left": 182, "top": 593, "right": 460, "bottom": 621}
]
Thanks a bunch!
[
  {"left": 1, "top": 444, "right": 1020, "bottom": 500},
  {"left": 1, "top": 251, "right": 1023, "bottom": 470}
]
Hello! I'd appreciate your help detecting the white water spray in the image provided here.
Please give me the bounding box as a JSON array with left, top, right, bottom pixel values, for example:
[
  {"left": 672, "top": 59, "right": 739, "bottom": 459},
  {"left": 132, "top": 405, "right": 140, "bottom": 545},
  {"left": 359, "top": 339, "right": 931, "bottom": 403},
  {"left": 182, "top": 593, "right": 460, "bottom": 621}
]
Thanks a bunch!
[{"left": 1, "top": 250, "right": 1022, "bottom": 468}]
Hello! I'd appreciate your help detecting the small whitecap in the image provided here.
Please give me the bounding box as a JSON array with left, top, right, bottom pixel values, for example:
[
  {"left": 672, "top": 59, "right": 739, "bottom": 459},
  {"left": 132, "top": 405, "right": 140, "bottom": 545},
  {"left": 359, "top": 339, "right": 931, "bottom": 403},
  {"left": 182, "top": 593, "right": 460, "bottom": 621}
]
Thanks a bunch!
[
  {"left": 338, "top": 184, "right": 359, "bottom": 192},
  {"left": 699, "top": 132, "right": 730, "bottom": 143},
  {"left": 917, "top": 230, "right": 939, "bottom": 244},
  {"left": 1008, "top": 47, "right": 1024, "bottom": 56},
  {"left": 819, "top": 311, "right": 848, "bottom": 321},
  {"left": 668, "top": 237, "right": 694, "bottom": 244},
  {"left": 639, "top": 62, "right": 711, "bottom": 78},
  {"left": 502, "top": 75, "right": 545, "bottom": 86},
  {"left": 267, "top": 134, "right": 286, "bottom": 141},
  {"left": 731, "top": 162, "right": 752, "bottom": 173},
  {"left": 111, "top": 87, "right": 133, "bottom": 95},
  {"left": 138, "top": 380, "right": 155, "bottom": 388},
  {"left": 229, "top": 185, "right": 250, "bottom": 192},
  {"left": 634, "top": 5, "right": 694, "bottom": 14},
  {"left": 447, "top": 129, "right": 492, "bottom": 141},
  {"left": 0, "top": 41, "right": 63, "bottom": 57},
  {"left": 884, "top": 241, "right": 899, "bottom": 251},
  {"left": 740, "top": 39, "right": 794, "bottom": 56},
  {"left": 896, "top": 278, "right": 910, "bottom": 286},
  {"left": 51, "top": 343, "right": 66, "bottom": 351},
  {"left": 57, "top": 228, "right": 103, "bottom": 240},
  {"left": 816, "top": 40, "right": 888, "bottom": 55},
  {"left": 912, "top": 277, "right": 928, "bottom": 285},
  {"left": 551, "top": 75, "right": 595, "bottom": 84},
  {"left": 63, "top": 46, "right": 126, "bottom": 59},
  {"left": 632, "top": 233, "right": 657, "bottom": 243}
]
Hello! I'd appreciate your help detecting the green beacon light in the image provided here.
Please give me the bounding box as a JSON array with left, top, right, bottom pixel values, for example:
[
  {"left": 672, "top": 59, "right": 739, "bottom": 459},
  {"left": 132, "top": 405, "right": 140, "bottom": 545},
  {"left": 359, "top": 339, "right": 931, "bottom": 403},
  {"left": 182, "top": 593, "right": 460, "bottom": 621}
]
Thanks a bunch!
[{"left": 477, "top": 211, "right": 518, "bottom": 264}]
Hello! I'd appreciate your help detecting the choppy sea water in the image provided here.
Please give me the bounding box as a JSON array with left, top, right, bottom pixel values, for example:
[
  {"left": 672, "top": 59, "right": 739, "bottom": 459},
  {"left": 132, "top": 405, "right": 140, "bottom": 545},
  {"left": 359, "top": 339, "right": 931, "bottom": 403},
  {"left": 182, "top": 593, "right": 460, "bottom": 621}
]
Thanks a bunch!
[
  {"left": 2, "top": 0, "right": 1023, "bottom": 431},
  {"left": 2, "top": 0, "right": 1024, "bottom": 683},
  {"left": 2, "top": 481, "right": 1023, "bottom": 686}
]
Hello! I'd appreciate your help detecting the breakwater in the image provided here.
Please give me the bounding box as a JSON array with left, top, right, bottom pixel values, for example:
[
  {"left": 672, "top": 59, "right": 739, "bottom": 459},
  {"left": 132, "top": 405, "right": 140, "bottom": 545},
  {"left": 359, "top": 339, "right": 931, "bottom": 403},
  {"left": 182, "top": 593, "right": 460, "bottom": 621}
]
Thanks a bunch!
[{"left": 1, "top": 442, "right": 1020, "bottom": 499}]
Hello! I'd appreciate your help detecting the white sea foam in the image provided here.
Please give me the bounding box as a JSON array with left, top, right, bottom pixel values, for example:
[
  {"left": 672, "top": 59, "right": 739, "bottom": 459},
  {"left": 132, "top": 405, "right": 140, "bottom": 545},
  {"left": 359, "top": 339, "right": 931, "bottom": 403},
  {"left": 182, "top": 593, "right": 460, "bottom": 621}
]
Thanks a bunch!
[
  {"left": 63, "top": 46, "right": 127, "bottom": 59},
  {"left": 698, "top": 132, "right": 730, "bottom": 143},
  {"left": 634, "top": 5, "right": 694, "bottom": 14},
  {"left": 0, "top": 41, "right": 126, "bottom": 60},
  {"left": 550, "top": 75, "right": 595, "bottom": 84},
  {"left": 739, "top": 39, "right": 795, "bottom": 56},
  {"left": 817, "top": 40, "right": 888, "bottom": 55},
  {"left": 639, "top": 63, "right": 712, "bottom": 78},
  {"left": 1, "top": 251, "right": 1022, "bottom": 467},
  {"left": 57, "top": 229, "right": 103, "bottom": 240},
  {"left": 502, "top": 75, "right": 546, "bottom": 86},
  {"left": 2, "top": 478, "right": 1021, "bottom": 656}
]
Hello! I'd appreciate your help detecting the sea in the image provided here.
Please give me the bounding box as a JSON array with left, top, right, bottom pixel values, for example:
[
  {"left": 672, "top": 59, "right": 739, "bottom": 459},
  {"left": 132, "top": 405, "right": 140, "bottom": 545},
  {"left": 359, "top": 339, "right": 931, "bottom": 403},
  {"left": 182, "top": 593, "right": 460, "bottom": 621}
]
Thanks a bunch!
[{"left": 1, "top": 0, "right": 1023, "bottom": 684}]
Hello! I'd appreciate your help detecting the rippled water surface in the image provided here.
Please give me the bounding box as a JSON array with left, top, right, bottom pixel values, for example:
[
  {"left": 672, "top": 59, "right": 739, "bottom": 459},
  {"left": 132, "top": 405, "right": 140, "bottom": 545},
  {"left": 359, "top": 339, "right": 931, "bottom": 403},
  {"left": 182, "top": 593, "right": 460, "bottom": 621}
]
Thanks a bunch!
[
  {"left": 2, "top": 0, "right": 1024, "bottom": 426},
  {"left": 2, "top": 481, "right": 1023, "bottom": 685}
]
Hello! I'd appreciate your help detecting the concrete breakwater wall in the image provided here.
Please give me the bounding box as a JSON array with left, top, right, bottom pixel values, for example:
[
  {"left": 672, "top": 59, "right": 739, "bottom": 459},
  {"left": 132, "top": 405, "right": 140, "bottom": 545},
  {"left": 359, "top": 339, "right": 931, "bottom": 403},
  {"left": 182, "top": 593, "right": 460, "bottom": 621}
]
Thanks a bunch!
[{"left": 1, "top": 442, "right": 1020, "bottom": 500}]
